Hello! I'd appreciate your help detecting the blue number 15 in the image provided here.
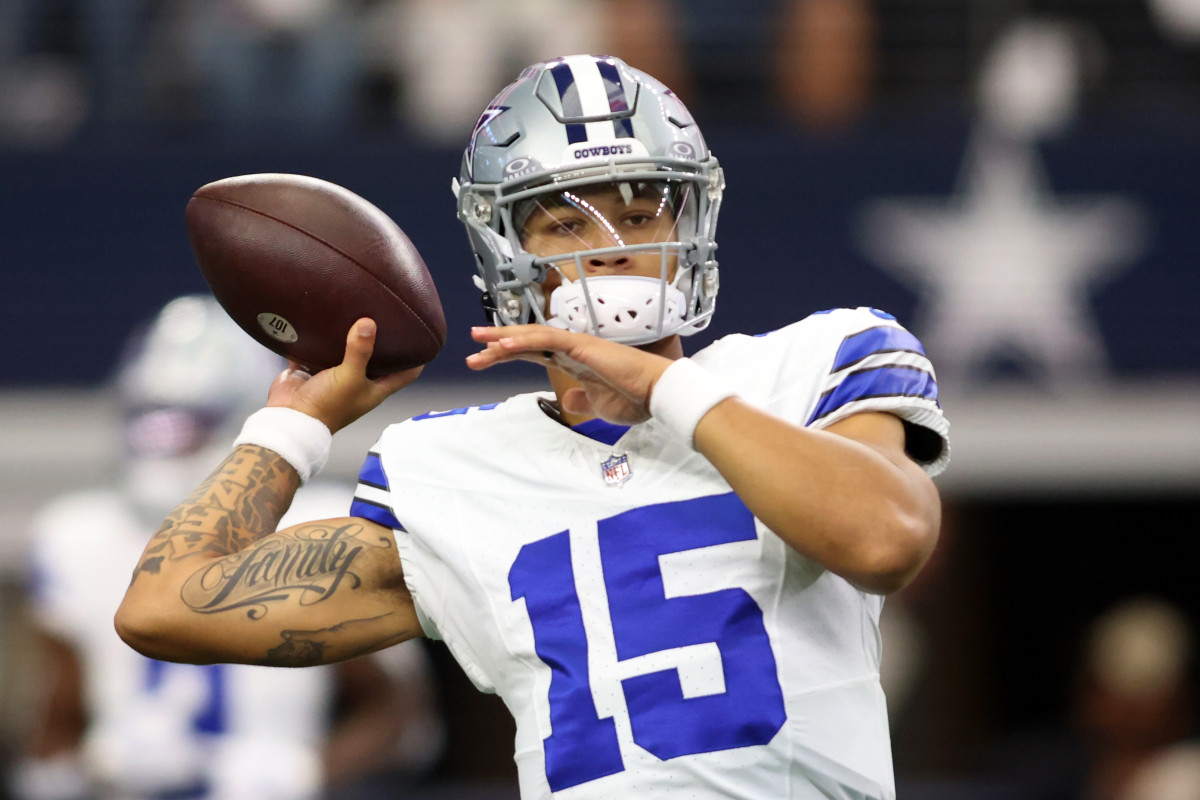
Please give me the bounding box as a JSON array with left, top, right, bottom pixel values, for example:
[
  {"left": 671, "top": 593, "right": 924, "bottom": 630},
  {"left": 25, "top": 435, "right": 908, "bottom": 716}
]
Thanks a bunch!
[{"left": 508, "top": 493, "right": 787, "bottom": 792}]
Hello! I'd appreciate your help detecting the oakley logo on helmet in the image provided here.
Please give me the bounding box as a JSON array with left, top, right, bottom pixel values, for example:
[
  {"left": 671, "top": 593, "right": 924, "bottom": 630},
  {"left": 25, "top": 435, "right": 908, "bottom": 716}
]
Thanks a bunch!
[{"left": 504, "top": 157, "right": 535, "bottom": 175}]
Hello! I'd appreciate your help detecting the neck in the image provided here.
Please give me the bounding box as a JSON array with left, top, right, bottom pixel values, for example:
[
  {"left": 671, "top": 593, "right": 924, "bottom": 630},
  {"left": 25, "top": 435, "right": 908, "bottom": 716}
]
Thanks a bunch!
[{"left": 545, "top": 335, "right": 684, "bottom": 427}]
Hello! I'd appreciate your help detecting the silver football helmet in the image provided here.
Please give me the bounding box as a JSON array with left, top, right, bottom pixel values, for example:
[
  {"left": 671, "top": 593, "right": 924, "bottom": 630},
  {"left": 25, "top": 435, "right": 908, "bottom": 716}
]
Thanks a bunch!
[
  {"left": 453, "top": 54, "right": 724, "bottom": 345},
  {"left": 115, "top": 295, "right": 284, "bottom": 518}
]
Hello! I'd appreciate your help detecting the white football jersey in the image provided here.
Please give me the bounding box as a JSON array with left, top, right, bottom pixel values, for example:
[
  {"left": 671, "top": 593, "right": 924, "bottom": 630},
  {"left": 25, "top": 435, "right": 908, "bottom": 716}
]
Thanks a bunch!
[
  {"left": 26, "top": 483, "right": 352, "bottom": 800},
  {"left": 352, "top": 308, "right": 950, "bottom": 800}
]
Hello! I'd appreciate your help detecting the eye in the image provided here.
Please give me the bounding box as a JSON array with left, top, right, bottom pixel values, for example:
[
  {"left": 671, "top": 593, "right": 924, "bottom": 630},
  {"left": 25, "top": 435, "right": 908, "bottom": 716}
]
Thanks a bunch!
[
  {"left": 549, "top": 218, "right": 583, "bottom": 236},
  {"left": 623, "top": 212, "right": 656, "bottom": 228}
]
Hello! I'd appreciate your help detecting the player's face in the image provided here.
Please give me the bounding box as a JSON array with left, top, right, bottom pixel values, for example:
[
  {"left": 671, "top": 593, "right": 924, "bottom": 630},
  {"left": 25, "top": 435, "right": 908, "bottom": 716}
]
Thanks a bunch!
[{"left": 519, "top": 181, "right": 682, "bottom": 285}]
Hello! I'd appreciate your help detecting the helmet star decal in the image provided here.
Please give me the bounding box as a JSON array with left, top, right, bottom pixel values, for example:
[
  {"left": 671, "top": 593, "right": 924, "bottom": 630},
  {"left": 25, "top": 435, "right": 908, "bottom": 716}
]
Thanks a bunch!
[{"left": 464, "top": 105, "right": 510, "bottom": 180}]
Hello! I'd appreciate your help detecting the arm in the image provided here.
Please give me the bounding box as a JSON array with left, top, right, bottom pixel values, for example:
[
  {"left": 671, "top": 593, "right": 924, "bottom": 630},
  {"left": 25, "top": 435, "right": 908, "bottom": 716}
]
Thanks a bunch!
[
  {"left": 694, "top": 402, "right": 940, "bottom": 593},
  {"left": 116, "top": 320, "right": 424, "bottom": 666},
  {"left": 467, "top": 325, "right": 941, "bottom": 595}
]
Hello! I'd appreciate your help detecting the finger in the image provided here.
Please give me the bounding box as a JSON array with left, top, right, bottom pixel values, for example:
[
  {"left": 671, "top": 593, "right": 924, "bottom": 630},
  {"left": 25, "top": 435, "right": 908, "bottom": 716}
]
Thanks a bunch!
[
  {"left": 470, "top": 325, "right": 502, "bottom": 342},
  {"left": 465, "top": 348, "right": 533, "bottom": 371},
  {"left": 265, "top": 365, "right": 311, "bottom": 402},
  {"left": 280, "top": 366, "right": 312, "bottom": 384},
  {"left": 467, "top": 339, "right": 559, "bottom": 371},
  {"left": 470, "top": 324, "right": 547, "bottom": 343},
  {"left": 472, "top": 325, "right": 578, "bottom": 354},
  {"left": 560, "top": 387, "right": 593, "bottom": 415},
  {"left": 466, "top": 337, "right": 527, "bottom": 367},
  {"left": 341, "top": 318, "right": 377, "bottom": 374}
]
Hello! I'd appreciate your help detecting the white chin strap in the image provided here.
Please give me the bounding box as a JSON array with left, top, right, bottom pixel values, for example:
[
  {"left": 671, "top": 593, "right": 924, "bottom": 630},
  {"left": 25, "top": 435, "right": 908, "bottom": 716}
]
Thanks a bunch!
[{"left": 548, "top": 275, "right": 687, "bottom": 345}]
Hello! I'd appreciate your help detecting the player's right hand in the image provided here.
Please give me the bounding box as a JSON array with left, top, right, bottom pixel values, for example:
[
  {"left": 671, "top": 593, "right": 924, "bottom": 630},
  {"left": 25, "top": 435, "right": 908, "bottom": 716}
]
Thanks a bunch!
[{"left": 268, "top": 318, "right": 421, "bottom": 433}]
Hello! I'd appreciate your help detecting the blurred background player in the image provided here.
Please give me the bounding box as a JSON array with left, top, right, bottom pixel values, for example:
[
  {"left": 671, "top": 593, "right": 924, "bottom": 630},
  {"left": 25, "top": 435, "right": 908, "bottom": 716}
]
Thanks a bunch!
[{"left": 11, "top": 295, "right": 443, "bottom": 800}]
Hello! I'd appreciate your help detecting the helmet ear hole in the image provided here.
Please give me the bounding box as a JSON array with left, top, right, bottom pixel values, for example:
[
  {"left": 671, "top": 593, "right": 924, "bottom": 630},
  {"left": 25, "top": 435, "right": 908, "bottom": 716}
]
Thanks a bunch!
[{"left": 480, "top": 290, "right": 499, "bottom": 324}]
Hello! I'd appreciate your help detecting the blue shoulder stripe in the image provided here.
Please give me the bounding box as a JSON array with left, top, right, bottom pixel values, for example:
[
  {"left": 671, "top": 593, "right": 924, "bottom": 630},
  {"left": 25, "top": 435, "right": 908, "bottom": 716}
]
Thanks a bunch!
[
  {"left": 833, "top": 326, "right": 926, "bottom": 372},
  {"left": 808, "top": 366, "right": 939, "bottom": 424},
  {"left": 356, "top": 452, "right": 387, "bottom": 490},
  {"left": 353, "top": 452, "right": 404, "bottom": 530},
  {"left": 350, "top": 497, "right": 405, "bottom": 532}
]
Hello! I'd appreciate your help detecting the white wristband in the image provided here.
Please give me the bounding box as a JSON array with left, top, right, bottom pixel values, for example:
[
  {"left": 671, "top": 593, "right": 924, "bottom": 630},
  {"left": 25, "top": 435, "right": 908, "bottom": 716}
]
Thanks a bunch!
[
  {"left": 233, "top": 407, "right": 332, "bottom": 483},
  {"left": 649, "top": 358, "right": 736, "bottom": 447}
]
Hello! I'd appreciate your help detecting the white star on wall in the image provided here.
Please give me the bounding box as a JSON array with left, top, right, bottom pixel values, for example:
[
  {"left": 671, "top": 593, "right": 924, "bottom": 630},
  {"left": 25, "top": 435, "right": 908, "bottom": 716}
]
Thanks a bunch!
[{"left": 857, "top": 132, "right": 1149, "bottom": 390}]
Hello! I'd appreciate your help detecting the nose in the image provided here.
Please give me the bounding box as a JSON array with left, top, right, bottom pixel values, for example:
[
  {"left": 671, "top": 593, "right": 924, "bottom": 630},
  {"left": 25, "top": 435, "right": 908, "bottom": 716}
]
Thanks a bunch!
[{"left": 585, "top": 252, "right": 631, "bottom": 273}]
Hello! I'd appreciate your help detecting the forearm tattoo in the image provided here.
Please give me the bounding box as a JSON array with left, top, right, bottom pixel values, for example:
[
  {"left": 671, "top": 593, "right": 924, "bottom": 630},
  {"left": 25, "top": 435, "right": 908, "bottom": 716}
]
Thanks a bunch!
[
  {"left": 124, "top": 445, "right": 411, "bottom": 665},
  {"left": 133, "top": 445, "right": 298, "bottom": 583},
  {"left": 265, "top": 614, "right": 412, "bottom": 667}
]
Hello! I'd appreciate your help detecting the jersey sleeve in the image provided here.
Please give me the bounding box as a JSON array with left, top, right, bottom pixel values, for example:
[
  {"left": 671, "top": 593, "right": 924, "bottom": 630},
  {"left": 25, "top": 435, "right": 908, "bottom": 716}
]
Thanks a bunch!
[
  {"left": 350, "top": 447, "right": 405, "bottom": 531},
  {"left": 805, "top": 308, "right": 950, "bottom": 476},
  {"left": 349, "top": 434, "right": 442, "bottom": 643}
]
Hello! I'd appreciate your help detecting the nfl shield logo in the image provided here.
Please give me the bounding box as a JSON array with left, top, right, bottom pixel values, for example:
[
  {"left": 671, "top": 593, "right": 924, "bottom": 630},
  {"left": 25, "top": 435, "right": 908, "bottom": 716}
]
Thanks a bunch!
[{"left": 601, "top": 453, "right": 632, "bottom": 487}]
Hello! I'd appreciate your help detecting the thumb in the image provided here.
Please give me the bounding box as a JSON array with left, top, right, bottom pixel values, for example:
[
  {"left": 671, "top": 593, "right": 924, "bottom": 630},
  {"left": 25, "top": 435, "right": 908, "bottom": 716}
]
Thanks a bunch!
[
  {"left": 341, "top": 318, "right": 377, "bottom": 374},
  {"left": 560, "top": 387, "right": 592, "bottom": 416}
]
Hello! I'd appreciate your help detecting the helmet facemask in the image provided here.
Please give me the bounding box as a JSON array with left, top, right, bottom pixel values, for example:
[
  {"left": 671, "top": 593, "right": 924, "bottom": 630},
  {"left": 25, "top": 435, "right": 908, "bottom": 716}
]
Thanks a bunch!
[{"left": 461, "top": 164, "right": 722, "bottom": 346}]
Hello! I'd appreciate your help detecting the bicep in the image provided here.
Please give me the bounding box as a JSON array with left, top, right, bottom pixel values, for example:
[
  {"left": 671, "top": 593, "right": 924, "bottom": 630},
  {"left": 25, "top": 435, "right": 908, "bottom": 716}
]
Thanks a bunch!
[
  {"left": 119, "top": 517, "right": 422, "bottom": 667},
  {"left": 823, "top": 411, "right": 942, "bottom": 542},
  {"left": 823, "top": 412, "right": 936, "bottom": 481}
]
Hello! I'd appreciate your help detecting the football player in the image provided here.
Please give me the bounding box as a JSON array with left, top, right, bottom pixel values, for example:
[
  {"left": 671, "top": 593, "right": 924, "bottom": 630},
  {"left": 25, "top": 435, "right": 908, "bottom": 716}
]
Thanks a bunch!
[
  {"left": 116, "top": 56, "right": 949, "bottom": 800},
  {"left": 19, "top": 296, "right": 440, "bottom": 800}
]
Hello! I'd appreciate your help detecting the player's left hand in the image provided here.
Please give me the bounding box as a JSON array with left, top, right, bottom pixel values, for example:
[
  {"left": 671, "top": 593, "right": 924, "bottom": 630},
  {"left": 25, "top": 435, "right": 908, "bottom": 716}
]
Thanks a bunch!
[{"left": 467, "top": 325, "right": 673, "bottom": 424}]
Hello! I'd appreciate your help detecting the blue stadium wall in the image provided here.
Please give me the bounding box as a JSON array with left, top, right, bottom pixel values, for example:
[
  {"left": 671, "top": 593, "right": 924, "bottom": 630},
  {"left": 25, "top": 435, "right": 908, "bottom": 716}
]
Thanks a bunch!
[{"left": 1, "top": 116, "right": 1196, "bottom": 387}]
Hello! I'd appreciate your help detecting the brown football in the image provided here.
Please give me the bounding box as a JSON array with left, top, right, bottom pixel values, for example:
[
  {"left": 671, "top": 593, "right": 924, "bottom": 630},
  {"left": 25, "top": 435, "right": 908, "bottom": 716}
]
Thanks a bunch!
[{"left": 185, "top": 173, "right": 446, "bottom": 377}]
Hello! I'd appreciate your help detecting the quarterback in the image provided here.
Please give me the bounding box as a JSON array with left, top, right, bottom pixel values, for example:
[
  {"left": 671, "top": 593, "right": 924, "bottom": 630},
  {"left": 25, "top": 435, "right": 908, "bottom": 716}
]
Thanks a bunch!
[{"left": 117, "top": 55, "right": 949, "bottom": 800}]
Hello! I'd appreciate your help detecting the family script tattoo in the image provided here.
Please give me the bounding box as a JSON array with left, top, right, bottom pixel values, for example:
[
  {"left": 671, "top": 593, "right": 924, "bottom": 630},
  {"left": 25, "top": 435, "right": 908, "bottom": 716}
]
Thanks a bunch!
[
  {"left": 131, "top": 445, "right": 396, "bottom": 622},
  {"left": 119, "top": 443, "right": 418, "bottom": 667},
  {"left": 181, "top": 521, "right": 386, "bottom": 618}
]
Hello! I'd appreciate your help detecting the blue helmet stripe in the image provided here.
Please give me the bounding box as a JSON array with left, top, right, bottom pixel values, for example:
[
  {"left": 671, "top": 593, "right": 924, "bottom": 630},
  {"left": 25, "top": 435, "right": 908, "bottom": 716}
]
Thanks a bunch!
[
  {"left": 596, "top": 59, "right": 629, "bottom": 112},
  {"left": 550, "top": 61, "right": 588, "bottom": 143},
  {"left": 551, "top": 61, "right": 581, "bottom": 115},
  {"left": 807, "top": 366, "right": 939, "bottom": 424},
  {"left": 833, "top": 326, "right": 927, "bottom": 372},
  {"left": 597, "top": 59, "right": 633, "bottom": 138}
]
